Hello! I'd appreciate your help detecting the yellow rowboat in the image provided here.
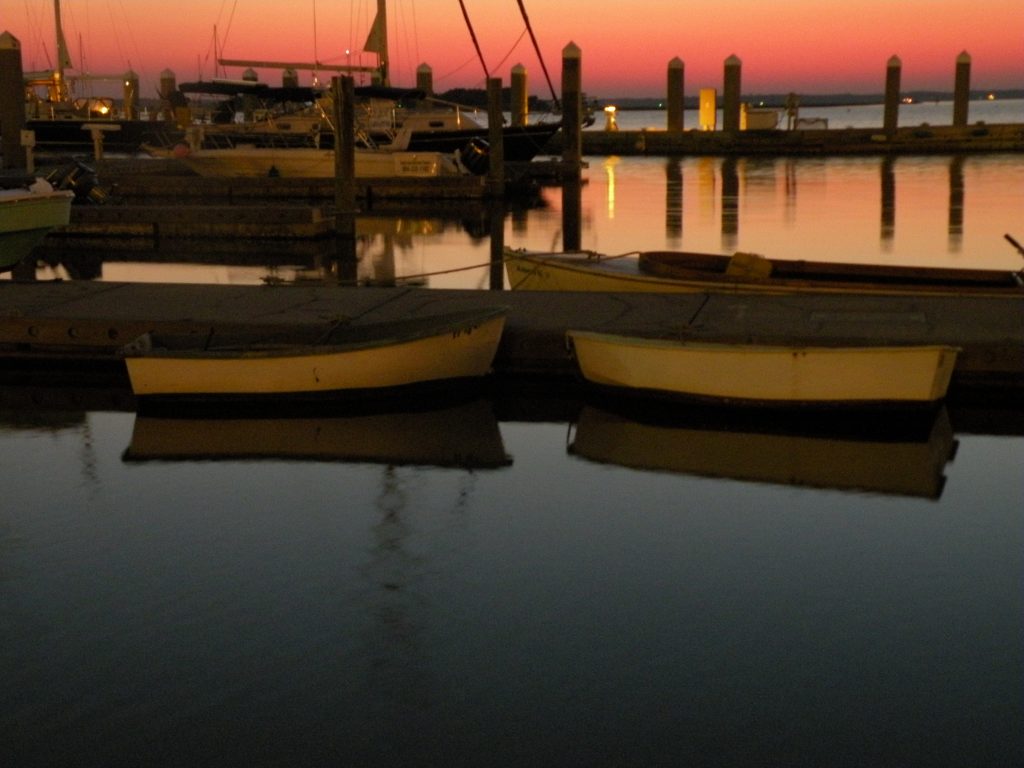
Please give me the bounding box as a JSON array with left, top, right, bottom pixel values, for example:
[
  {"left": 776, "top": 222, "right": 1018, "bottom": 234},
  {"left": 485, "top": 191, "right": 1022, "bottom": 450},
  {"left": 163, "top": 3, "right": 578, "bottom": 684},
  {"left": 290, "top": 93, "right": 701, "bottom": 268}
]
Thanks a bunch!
[
  {"left": 123, "top": 307, "right": 506, "bottom": 403},
  {"left": 569, "top": 405, "right": 957, "bottom": 499},
  {"left": 567, "top": 330, "right": 959, "bottom": 407},
  {"left": 122, "top": 399, "right": 511, "bottom": 469},
  {"left": 505, "top": 248, "right": 1024, "bottom": 297}
]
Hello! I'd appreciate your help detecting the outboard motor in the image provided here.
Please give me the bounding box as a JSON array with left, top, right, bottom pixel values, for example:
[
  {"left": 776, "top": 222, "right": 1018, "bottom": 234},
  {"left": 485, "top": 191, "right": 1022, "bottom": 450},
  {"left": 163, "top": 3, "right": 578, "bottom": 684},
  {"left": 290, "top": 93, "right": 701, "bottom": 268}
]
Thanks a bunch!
[
  {"left": 458, "top": 138, "right": 490, "bottom": 176},
  {"left": 45, "top": 161, "right": 108, "bottom": 204}
]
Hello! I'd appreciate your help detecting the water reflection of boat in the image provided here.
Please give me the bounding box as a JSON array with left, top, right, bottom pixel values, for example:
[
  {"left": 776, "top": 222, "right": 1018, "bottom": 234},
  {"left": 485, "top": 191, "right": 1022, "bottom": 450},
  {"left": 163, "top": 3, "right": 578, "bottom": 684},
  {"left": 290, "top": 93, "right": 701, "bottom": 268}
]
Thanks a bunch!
[
  {"left": 122, "top": 399, "right": 511, "bottom": 469},
  {"left": 567, "top": 331, "right": 958, "bottom": 408},
  {"left": 568, "top": 404, "right": 957, "bottom": 499},
  {"left": 122, "top": 307, "right": 506, "bottom": 405},
  {"left": 505, "top": 248, "right": 1024, "bottom": 297}
]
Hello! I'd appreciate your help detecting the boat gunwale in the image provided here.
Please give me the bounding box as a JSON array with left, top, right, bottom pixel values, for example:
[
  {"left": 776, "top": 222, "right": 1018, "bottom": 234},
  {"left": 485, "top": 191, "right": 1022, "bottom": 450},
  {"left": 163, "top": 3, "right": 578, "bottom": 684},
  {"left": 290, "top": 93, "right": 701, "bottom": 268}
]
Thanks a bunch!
[
  {"left": 123, "top": 306, "right": 508, "bottom": 360},
  {"left": 505, "top": 248, "right": 1024, "bottom": 296}
]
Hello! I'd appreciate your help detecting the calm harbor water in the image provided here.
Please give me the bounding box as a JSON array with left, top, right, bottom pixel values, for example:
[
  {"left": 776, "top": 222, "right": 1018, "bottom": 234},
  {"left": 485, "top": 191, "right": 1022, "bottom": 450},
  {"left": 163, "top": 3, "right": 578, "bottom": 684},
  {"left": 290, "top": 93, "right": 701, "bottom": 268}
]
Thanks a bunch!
[
  {"left": 2, "top": 99, "right": 1022, "bottom": 764},
  {"left": 1, "top": 393, "right": 1022, "bottom": 765}
]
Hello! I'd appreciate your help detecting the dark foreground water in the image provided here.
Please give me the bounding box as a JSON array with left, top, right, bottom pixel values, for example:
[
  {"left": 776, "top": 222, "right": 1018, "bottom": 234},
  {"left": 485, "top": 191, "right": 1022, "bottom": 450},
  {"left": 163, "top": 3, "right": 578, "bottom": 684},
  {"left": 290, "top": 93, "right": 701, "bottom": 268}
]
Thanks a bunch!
[
  {"left": 1, "top": 392, "right": 1021, "bottom": 766},
  {"left": 3, "top": 111, "right": 1023, "bottom": 763}
]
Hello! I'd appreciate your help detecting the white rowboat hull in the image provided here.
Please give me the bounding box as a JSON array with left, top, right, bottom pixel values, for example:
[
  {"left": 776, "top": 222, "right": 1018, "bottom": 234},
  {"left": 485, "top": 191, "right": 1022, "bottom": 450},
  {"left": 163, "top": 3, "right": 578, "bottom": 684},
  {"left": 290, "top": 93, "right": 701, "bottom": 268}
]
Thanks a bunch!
[{"left": 568, "top": 331, "right": 959, "bottom": 406}]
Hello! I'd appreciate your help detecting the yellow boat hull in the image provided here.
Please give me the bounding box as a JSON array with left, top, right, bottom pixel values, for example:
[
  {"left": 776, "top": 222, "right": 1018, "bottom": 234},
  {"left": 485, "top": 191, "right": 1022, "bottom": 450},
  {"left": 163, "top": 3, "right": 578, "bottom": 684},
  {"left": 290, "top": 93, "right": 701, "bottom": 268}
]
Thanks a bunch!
[
  {"left": 126, "top": 310, "right": 505, "bottom": 399},
  {"left": 568, "top": 331, "right": 959, "bottom": 405}
]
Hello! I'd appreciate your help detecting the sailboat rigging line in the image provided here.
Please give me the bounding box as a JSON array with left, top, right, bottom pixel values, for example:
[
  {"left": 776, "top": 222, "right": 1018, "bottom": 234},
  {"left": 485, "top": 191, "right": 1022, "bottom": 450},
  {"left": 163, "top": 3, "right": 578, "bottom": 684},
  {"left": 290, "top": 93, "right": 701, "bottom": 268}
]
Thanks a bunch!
[
  {"left": 312, "top": 0, "right": 319, "bottom": 83},
  {"left": 516, "top": 0, "right": 560, "bottom": 110},
  {"left": 457, "top": 0, "right": 490, "bottom": 80}
]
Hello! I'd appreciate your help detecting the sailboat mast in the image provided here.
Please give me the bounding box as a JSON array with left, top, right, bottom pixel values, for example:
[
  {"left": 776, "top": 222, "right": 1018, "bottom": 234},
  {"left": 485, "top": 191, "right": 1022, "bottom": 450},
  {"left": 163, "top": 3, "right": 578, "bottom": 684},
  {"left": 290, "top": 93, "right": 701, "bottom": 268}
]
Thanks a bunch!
[
  {"left": 53, "top": 0, "right": 72, "bottom": 101},
  {"left": 457, "top": 0, "right": 490, "bottom": 80},
  {"left": 376, "top": 0, "right": 389, "bottom": 86},
  {"left": 516, "top": 0, "right": 559, "bottom": 110}
]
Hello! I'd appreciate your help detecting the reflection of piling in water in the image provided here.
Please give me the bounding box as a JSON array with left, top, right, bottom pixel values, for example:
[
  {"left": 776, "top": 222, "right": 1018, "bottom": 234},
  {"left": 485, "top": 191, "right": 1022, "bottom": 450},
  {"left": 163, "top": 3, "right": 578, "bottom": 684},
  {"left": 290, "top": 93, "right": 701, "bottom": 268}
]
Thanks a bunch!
[
  {"left": 721, "top": 157, "right": 739, "bottom": 247},
  {"left": 489, "top": 202, "right": 505, "bottom": 290},
  {"left": 880, "top": 157, "right": 895, "bottom": 246},
  {"left": 665, "top": 159, "right": 683, "bottom": 241},
  {"left": 948, "top": 156, "right": 965, "bottom": 250},
  {"left": 486, "top": 77, "right": 505, "bottom": 198}
]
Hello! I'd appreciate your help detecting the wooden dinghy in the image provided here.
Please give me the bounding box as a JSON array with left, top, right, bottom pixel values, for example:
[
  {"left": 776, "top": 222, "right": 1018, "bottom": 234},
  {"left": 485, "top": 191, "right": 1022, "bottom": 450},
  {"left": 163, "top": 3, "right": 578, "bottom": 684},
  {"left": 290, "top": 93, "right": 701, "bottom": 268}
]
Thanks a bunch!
[
  {"left": 123, "top": 307, "right": 506, "bottom": 404},
  {"left": 566, "top": 330, "right": 959, "bottom": 407},
  {"left": 505, "top": 247, "right": 1024, "bottom": 297}
]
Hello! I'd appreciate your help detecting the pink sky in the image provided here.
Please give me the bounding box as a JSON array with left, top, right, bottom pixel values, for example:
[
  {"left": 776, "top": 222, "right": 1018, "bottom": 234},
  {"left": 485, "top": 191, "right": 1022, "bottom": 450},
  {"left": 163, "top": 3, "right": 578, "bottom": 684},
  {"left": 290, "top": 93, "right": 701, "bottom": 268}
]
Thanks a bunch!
[{"left": 9, "top": 0, "right": 1024, "bottom": 98}]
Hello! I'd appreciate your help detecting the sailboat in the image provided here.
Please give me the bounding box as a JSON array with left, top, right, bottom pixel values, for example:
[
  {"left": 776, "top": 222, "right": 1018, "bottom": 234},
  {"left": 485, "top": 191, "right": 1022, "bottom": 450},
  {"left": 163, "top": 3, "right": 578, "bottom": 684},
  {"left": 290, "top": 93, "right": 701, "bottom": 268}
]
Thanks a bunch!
[
  {"left": 22, "top": 0, "right": 181, "bottom": 153},
  {"left": 180, "top": 0, "right": 561, "bottom": 165}
]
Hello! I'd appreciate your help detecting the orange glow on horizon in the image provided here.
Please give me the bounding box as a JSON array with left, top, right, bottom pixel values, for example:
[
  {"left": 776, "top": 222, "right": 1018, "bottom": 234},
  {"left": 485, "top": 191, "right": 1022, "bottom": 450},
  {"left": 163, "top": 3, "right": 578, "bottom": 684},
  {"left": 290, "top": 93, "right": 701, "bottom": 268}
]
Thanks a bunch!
[{"left": 7, "top": 0, "right": 1023, "bottom": 98}]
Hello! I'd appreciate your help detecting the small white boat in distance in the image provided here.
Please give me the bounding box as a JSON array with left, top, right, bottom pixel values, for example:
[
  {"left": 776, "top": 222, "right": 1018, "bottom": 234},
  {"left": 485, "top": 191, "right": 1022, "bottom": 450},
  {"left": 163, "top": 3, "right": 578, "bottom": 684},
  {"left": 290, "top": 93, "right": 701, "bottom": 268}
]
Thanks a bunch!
[
  {"left": 123, "top": 307, "right": 506, "bottom": 404},
  {"left": 567, "top": 331, "right": 959, "bottom": 407},
  {"left": 153, "top": 143, "right": 464, "bottom": 179}
]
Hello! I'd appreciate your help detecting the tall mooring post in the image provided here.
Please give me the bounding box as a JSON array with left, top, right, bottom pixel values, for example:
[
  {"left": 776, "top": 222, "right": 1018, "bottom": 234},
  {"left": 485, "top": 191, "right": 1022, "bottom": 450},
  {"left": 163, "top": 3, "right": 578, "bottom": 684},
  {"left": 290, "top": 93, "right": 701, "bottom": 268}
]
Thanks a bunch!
[
  {"left": 952, "top": 51, "right": 971, "bottom": 127},
  {"left": 883, "top": 55, "right": 902, "bottom": 137},
  {"left": 486, "top": 77, "right": 505, "bottom": 197},
  {"left": 123, "top": 70, "right": 139, "bottom": 119},
  {"left": 666, "top": 57, "right": 685, "bottom": 132},
  {"left": 511, "top": 64, "right": 529, "bottom": 127},
  {"left": 0, "top": 32, "right": 27, "bottom": 170},
  {"left": 332, "top": 75, "right": 357, "bottom": 248},
  {"left": 722, "top": 55, "right": 742, "bottom": 133},
  {"left": 416, "top": 64, "right": 433, "bottom": 96},
  {"left": 159, "top": 68, "right": 177, "bottom": 120},
  {"left": 561, "top": 42, "right": 583, "bottom": 252}
]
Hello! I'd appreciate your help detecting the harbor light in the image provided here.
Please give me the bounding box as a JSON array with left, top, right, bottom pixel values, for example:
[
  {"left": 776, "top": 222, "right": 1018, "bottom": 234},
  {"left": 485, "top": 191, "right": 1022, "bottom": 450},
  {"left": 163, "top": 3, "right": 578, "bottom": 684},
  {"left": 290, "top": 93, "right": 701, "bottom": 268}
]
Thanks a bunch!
[{"left": 604, "top": 105, "right": 618, "bottom": 132}]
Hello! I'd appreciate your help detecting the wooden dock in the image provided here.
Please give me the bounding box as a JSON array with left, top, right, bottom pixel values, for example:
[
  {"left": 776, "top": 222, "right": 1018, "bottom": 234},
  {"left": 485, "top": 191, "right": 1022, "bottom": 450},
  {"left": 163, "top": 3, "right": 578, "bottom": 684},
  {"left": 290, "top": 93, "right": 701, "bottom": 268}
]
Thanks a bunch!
[
  {"left": 1, "top": 281, "right": 1020, "bottom": 397},
  {"left": 569, "top": 122, "right": 1024, "bottom": 156}
]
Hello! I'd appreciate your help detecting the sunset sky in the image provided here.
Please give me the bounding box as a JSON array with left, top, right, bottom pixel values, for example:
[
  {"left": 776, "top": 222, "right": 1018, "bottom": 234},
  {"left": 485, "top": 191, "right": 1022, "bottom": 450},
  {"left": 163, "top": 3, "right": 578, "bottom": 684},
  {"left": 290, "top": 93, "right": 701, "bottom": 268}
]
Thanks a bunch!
[{"left": 8, "top": 0, "right": 1024, "bottom": 98}]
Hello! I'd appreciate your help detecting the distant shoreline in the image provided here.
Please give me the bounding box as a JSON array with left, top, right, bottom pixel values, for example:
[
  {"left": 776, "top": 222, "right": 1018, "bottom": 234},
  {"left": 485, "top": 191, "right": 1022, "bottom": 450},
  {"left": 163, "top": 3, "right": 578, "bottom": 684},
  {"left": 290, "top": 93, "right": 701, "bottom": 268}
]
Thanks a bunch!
[{"left": 601, "top": 90, "right": 1024, "bottom": 110}]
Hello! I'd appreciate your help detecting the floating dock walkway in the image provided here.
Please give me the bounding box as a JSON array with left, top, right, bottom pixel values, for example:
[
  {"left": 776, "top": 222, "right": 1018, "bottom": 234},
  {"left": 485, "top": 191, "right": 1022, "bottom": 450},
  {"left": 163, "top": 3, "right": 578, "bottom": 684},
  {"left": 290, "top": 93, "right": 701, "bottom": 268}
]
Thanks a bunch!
[{"left": 1, "top": 281, "right": 1020, "bottom": 397}]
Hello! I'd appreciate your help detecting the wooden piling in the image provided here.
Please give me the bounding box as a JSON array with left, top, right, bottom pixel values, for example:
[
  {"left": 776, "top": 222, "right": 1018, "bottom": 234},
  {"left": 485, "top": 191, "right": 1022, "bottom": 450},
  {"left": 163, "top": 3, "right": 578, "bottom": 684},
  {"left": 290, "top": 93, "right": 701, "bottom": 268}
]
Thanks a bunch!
[
  {"left": 486, "top": 77, "right": 505, "bottom": 197},
  {"left": 332, "top": 76, "right": 357, "bottom": 240},
  {"left": 159, "top": 68, "right": 177, "bottom": 120},
  {"left": 123, "top": 70, "right": 139, "bottom": 120},
  {"left": 511, "top": 64, "right": 529, "bottom": 128},
  {"left": 883, "top": 56, "right": 902, "bottom": 137},
  {"left": 953, "top": 51, "right": 971, "bottom": 127},
  {"left": 722, "top": 55, "right": 742, "bottom": 133},
  {"left": 0, "top": 32, "right": 26, "bottom": 170},
  {"left": 561, "top": 42, "right": 582, "bottom": 179},
  {"left": 416, "top": 64, "right": 433, "bottom": 96},
  {"left": 561, "top": 42, "right": 583, "bottom": 251},
  {"left": 667, "top": 58, "right": 685, "bottom": 133}
]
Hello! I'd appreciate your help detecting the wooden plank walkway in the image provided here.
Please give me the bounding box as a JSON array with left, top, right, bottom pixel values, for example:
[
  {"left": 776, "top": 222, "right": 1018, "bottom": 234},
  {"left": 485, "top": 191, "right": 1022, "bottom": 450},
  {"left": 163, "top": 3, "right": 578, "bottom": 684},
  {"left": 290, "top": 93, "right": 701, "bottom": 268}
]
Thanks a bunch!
[{"left": 1, "top": 281, "right": 1020, "bottom": 393}]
